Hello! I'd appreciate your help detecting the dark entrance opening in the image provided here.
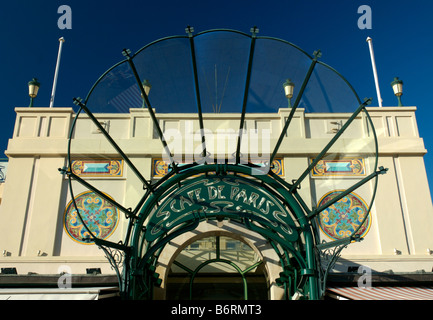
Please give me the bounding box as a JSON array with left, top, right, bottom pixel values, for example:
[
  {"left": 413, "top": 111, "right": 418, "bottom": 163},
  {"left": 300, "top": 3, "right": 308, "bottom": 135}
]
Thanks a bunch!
[
  {"left": 165, "top": 236, "right": 268, "bottom": 300},
  {"left": 167, "top": 272, "right": 268, "bottom": 300}
]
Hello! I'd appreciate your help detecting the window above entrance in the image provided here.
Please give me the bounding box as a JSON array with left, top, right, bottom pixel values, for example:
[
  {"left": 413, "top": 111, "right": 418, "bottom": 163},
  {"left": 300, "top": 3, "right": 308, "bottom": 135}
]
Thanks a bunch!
[{"left": 172, "top": 236, "right": 261, "bottom": 274}]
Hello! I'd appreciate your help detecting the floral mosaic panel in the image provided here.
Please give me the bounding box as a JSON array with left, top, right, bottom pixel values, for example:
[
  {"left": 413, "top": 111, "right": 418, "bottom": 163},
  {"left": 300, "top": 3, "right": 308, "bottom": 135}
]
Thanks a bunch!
[
  {"left": 317, "top": 190, "right": 371, "bottom": 240},
  {"left": 64, "top": 191, "right": 119, "bottom": 245}
]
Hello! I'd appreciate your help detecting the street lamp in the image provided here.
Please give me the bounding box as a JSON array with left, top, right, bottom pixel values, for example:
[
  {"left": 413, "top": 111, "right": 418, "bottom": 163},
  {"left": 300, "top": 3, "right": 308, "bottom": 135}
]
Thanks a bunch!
[
  {"left": 283, "top": 79, "right": 295, "bottom": 108},
  {"left": 391, "top": 77, "right": 403, "bottom": 106},
  {"left": 141, "top": 79, "right": 151, "bottom": 108},
  {"left": 28, "top": 78, "right": 40, "bottom": 108}
]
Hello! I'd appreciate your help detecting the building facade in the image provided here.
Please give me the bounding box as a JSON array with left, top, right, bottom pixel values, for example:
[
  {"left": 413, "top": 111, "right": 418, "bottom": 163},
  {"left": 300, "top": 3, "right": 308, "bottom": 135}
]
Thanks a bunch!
[
  {"left": 1, "top": 28, "right": 433, "bottom": 300},
  {"left": 0, "top": 104, "right": 432, "bottom": 300}
]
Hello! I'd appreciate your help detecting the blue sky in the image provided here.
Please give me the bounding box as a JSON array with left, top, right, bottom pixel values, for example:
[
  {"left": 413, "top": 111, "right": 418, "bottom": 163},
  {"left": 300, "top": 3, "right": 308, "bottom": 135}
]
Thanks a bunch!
[{"left": 1, "top": 0, "right": 432, "bottom": 198}]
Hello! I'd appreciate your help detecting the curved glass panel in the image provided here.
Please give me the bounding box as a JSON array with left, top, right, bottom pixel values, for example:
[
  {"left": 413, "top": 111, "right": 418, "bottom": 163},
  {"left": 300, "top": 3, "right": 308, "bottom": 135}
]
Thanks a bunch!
[
  {"left": 248, "top": 38, "right": 312, "bottom": 112},
  {"left": 308, "top": 107, "right": 378, "bottom": 242},
  {"left": 194, "top": 31, "right": 251, "bottom": 114},
  {"left": 83, "top": 32, "right": 363, "bottom": 115},
  {"left": 300, "top": 62, "right": 361, "bottom": 113},
  {"left": 133, "top": 37, "right": 197, "bottom": 113},
  {"left": 85, "top": 60, "right": 141, "bottom": 113},
  {"left": 67, "top": 107, "right": 140, "bottom": 246}
]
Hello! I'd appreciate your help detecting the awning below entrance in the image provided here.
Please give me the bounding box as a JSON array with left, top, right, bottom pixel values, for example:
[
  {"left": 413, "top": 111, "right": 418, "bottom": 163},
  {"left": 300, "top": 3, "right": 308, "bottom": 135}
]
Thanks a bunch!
[
  {"left": 0, "top": 287, "right": 119, "bottom": 300},
  {"left": 328, "top": 286, "right": 433, "bottom": 300}
]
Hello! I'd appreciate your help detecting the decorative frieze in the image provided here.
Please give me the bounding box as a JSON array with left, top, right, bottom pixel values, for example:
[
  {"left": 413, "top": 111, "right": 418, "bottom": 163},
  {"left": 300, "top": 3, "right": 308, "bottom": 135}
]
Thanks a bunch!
[
  {"left": 152, "top": 158, "right": 284, "bottom": 178},
  {"left": 71, "top": 160, "right": 124, "bottom": 177},
  {"left": 312, "top": 158, "right": 366, "bottom": 177}
]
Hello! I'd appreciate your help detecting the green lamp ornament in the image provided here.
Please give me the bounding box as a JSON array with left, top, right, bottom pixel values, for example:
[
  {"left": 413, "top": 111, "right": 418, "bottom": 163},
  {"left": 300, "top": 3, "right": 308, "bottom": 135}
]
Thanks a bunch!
[
  {"left": 28, "top": 78, "right": 41, "bottom": 108},
  {"left": 391, "top": 77, "right": 403, "bottom": 106},
  {"left": 283, "top": 79, "right": 295, "bottom": 108},
  {"left": 141, "top": 79, "right": 152, "bottom": 108}
]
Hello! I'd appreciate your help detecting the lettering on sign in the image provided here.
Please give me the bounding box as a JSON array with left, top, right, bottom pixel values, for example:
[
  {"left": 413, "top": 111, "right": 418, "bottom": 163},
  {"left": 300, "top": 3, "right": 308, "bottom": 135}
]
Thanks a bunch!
[{"left": 146, "top": 175, "right": 299, "bottom": 242}]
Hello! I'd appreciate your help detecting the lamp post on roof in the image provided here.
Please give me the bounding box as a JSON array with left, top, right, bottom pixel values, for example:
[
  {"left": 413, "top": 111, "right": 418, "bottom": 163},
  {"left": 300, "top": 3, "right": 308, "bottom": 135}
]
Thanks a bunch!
[
  {"left": 28, "top": 78, "right": 41, "bottom": 108},
  {"left": 283, "top": 79, "right": 295, "bottom": 108},
  {"left": 141, "top": 79, "right": 151, "bottom": 108},
  {"left": 391, "top": 77, "right": 403, "bottom": 106}
]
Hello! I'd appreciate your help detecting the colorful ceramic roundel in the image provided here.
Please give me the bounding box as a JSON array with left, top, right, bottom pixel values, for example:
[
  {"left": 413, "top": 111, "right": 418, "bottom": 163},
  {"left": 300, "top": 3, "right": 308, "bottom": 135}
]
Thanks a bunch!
[
  {"left": 317, "top": 191, "right": 371, "bottom": 240},
  {"left": 64, "top": 191, "right": 119, "bottom": 245}
]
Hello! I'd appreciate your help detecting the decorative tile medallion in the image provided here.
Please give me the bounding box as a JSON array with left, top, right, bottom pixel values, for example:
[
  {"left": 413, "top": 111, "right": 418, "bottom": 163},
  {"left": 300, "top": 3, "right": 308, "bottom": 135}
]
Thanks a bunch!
[
  {"left": 270, "top": 158, "right": 284, "bottom": 177},
  {"left": 64, "top": 191, "right": 119, "bottom": 245},
  {"left": 317, "top": 190, "right": 371, "bottom": 240},
  {"left": 153, "top": 159, "right": 170, "bottom": 178},
  {"left": 71, "top": 160, "right": 124, "bottom": 177},
  {"left": 0, "top": 161, "right": 7, "bottom": 183},
  {"left": 152, "top": 158, "right": 284, "bottom": 178},
  {"left": 312, "top": 158, "right": 365, "bottom": 177}
]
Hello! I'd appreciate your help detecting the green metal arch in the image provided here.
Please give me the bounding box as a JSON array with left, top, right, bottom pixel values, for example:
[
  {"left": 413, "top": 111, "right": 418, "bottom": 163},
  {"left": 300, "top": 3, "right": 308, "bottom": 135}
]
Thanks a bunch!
[
  {"left": 131, "top": 165, "right": 310, "bottom": 248},
  {"left": 128, "top": 163, "right": 319, "bottom": 299},
  {"left": 134, "top": 164, "right": 310, "bottom": 230}
]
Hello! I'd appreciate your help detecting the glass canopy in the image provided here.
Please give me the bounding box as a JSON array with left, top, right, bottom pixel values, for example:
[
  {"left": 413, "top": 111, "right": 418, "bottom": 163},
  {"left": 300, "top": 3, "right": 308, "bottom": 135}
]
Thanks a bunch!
[
  {"left": 67, "top": 27, "right": 379, "bottom": 242},
  {"left": 64, "top": 28, "right": 381, "bottom": 300},
  {"left": 83, "top": 29, "right": 361, "bottom": 114}
]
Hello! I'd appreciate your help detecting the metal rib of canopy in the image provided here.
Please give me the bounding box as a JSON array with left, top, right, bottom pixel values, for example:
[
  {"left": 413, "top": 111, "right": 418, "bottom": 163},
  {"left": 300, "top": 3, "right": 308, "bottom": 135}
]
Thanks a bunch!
[{"left": 63, "top": 27, "right": 383, "bottom": 300}]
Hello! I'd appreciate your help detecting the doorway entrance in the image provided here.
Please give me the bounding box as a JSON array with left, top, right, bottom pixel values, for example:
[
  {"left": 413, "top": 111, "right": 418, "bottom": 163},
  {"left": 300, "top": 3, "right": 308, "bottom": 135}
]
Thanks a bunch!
[{"left": 166, "top": 235, "right": 268, "bottom": 300}]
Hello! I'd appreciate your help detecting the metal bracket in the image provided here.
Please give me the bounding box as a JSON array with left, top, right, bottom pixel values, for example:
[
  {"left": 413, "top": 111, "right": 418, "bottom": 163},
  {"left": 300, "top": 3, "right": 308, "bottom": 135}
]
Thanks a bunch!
[
  {"left": 316, "top": 235, "right": 363, "bottom": 298},
  {"left": 250, "top": 26, "right": 259, "bottom": 38},
  {"left": 185, "top": 25, "right": 194, "bottom": 37}
]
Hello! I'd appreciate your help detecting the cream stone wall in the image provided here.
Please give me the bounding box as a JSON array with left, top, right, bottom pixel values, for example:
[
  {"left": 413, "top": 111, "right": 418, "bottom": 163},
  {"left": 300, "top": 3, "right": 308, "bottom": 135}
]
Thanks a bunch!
[
  {"left": 0, "top": 183, "right": 4, "bottom": 205},
  {"left": 0, "top": 106, "right": 432, "bottom": 276}
]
